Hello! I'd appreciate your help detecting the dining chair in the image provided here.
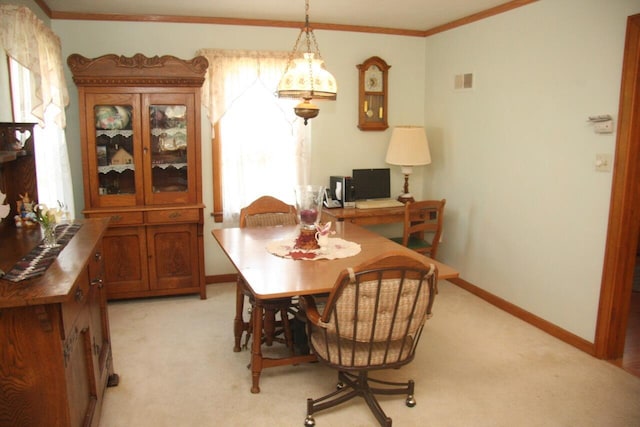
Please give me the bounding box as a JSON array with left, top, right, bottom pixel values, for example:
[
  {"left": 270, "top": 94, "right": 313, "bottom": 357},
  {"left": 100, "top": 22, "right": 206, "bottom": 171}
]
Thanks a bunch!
[
  {"left": 300, "top": 250, "right": 438, "bottom": 427},
  {"left": 391, "top": 199, "right": 446, "bottom": 259},
  {"left": 234, "top": 195, "right": 299, "bottom": 353}
]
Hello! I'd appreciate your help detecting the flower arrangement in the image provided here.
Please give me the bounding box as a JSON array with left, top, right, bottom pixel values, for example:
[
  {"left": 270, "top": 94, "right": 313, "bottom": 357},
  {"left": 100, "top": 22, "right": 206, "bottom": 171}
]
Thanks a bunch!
[
  {"left": 32, "top": 202, "right": 65, "bottom": 228},
  {"left": 31, "top": 202, "right": 66, "bottom": 248}
]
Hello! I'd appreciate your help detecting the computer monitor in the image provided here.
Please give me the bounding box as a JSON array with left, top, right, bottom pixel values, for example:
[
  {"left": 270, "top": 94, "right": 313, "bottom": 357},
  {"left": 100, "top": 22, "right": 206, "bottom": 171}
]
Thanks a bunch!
[{"left": 351, "top": 168, "right": 391, "bottom": 200}]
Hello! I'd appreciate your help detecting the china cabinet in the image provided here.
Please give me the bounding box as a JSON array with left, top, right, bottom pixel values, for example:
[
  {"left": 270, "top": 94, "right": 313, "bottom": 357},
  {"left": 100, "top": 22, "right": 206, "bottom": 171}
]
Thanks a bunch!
[{"left": 68, "top": 53, "right": 209, "bottom": 300}]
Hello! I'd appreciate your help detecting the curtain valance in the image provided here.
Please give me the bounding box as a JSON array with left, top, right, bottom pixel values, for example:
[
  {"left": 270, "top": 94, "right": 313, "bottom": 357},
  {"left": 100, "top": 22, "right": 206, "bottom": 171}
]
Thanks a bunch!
[
  {"left": 196, "top": 49, "right": 291, "bottom": 127},
  {"left": 0, "top": 5, "right": 69, "bottom": 128}
]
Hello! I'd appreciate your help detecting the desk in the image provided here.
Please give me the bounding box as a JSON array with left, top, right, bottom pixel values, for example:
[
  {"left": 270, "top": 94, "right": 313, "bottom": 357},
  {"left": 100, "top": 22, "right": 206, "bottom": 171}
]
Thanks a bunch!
[
  {"left": 212, "top": 222, "right": 458, "bottom": 393},
  {"left": 322, "top": 206, "right": 405, "bottom": 226}
]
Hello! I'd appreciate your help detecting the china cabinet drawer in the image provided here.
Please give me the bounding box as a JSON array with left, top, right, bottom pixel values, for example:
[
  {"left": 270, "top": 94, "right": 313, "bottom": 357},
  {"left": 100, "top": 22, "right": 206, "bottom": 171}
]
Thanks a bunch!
[
  {"left": 145, "top": 208, "right": 199, "bottom": 224},
  {"left": 88, "top": 211, "right": 143, "bottom": 226}
]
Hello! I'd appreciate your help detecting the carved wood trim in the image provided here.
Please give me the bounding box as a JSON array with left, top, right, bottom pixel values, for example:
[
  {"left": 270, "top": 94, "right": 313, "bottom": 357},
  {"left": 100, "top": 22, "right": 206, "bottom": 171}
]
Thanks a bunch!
[{"left": 68, "top": 53, "right": 208, "bottom": 87}]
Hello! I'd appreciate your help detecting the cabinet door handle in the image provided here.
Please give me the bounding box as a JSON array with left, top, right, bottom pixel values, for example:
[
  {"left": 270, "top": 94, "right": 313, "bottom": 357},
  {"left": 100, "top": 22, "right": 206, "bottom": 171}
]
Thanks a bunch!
[
  {"left": 91, "top": 278, "right": 104, "bottom": 288},
  {"left": 75, "top": 288, "right": 84, "bottom": 302},
  {"left": 94, "top": 251, "right": 102, "bottom": 261},
  {"left": 169, "top": 212, "right": 181, "bottom": 219}
]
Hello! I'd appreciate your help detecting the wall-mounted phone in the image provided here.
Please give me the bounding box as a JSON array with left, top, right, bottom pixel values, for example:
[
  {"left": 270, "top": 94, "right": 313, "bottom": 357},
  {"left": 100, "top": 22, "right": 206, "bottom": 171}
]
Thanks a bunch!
[{"left": 323, "top": 188, "right": 341, "bottom": 208}]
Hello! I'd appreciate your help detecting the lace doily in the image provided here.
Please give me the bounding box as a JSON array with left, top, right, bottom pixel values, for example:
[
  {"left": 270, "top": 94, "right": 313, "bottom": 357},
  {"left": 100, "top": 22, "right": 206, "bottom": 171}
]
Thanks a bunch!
[{"left": 266, "top": 237, "right": 361, "bottom": 261}]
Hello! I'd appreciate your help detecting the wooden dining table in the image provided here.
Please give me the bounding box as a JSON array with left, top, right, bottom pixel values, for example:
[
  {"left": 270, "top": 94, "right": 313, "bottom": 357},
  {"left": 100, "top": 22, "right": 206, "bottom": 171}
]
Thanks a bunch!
[{"left": 212, "top": 221, "right": 459, "bottom": 393}]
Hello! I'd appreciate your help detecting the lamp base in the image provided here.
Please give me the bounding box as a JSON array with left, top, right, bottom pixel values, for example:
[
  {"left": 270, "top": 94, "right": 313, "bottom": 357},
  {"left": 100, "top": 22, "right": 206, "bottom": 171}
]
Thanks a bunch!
[
  {"left": 397, "top": 194, "right": 415, "bottom": 204},
  {"left": 397, "top": 172, "right": 415, "bottom": 204},
  {"left": 294, "top": 99, "right": 319, "bottom": 125}
]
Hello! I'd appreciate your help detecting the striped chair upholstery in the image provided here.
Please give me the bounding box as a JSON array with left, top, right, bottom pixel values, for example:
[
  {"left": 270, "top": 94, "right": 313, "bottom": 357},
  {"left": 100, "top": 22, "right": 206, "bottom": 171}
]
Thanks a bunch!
[
  {"left": 301, "top": 251, "right": 438, "bottom": 427},
  {"left": 233, "top": 196, "right": 299, "bottom": 353}
]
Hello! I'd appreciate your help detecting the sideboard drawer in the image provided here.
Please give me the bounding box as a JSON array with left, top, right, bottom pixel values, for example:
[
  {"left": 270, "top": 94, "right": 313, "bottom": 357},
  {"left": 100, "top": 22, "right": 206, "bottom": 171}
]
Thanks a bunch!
[
  {"left": 61, "top": 266, "right": 90, "bottom": 340},
  {"left": 145, "top": 209, "right": 200, "bottom": 224}
]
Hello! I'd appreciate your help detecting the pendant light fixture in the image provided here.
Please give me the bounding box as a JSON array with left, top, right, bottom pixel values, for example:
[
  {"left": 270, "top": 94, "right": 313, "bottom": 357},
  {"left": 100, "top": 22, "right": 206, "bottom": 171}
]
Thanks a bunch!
[{"left": 277, "top": 0, "right": 337, "bottom": 125}]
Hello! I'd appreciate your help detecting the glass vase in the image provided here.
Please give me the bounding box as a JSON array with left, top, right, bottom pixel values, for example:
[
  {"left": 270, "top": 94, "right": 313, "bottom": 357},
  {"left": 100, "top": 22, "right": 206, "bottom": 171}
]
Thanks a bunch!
[
  {"left": 294, "top": 185, "right": 325, "bottom": 230},
  {"left": 41, "top": 223, "right": 59, "bottom": 248}
]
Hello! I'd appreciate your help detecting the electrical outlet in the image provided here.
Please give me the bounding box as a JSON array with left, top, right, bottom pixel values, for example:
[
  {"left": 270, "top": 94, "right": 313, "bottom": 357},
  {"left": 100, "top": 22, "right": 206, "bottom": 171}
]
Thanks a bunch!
[{"left": 595, "top": 153, "right": 612, "bottom": 172}]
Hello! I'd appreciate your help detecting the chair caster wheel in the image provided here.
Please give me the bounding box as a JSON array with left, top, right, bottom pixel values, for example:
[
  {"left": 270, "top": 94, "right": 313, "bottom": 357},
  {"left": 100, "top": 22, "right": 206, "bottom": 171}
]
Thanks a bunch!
[
  {"left": 406, "top": 395, "right": 416, "bottom": 407},
  {"left": 336, "top": 381, "right": 345, "bottom": 390},
  {"left": 304, "top": 415, "right": 316, "bottom": 426}
]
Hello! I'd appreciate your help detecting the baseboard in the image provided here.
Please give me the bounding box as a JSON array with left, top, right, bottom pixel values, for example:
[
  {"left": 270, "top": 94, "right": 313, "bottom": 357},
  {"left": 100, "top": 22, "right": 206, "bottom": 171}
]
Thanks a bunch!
[
  {"left": 448, "top": 277, "right": 596, "bottom": 356},
  {"left": 205, "top": 273, "right": 596, "bottom": 357},
  {"left": 206, "top": 273, "right": 237, "bottom": 284}
]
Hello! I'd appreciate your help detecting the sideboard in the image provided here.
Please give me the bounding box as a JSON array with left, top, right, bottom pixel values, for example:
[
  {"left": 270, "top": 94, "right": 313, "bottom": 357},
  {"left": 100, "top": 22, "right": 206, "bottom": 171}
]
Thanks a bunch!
[{"left": 0, "top": 217, "right": 118, "bottom": 427}]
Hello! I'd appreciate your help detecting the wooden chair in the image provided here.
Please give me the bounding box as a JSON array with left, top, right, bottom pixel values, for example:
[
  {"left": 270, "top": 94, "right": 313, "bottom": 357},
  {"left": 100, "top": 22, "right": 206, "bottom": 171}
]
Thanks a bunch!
[
  {"left": 234, "top": 196, "right": 298, "bottom": 353},
  {"left": 301, "top": 251, "right": 438, "bottom": 427},
  {"left": 391, "top": 199, "right": 446, "bottom": 259}
]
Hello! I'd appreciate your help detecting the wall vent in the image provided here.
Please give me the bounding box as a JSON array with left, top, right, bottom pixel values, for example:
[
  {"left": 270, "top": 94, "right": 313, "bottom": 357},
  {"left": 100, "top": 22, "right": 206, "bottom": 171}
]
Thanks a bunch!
[{"left": 454, "top": 73, "right": 474, "bottom": 90}]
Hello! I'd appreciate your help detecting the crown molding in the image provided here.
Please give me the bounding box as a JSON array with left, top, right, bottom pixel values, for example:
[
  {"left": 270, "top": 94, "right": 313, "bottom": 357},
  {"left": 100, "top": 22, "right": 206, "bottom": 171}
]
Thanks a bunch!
[{"left": 36, "top": 0, "right": 537, "bottom": 38}]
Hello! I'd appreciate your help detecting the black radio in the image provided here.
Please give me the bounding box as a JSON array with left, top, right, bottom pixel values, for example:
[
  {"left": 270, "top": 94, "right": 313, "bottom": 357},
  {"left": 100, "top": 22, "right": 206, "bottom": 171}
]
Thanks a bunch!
[{"left": 329, "top": 176, "right": 356, "bottom": 208}]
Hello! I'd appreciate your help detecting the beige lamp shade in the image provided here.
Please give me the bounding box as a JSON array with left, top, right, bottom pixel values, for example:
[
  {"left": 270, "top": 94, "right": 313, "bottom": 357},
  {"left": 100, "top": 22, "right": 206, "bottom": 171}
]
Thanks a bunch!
[
  {"left": 277, "top": 53, "right": 337, "bottom": 101},
  {"left": 385, "top": 126, "right": 431, "bottom": 166},
  {"left": 386, "top": 126, "right": 431, "bottom": 203}
]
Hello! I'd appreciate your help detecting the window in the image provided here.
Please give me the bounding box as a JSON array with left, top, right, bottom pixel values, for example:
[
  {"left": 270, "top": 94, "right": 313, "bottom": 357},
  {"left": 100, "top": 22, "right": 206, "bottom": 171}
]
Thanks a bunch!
[
  {"left": 1, "top": 5, "right": 73, "bottom": 215},
  {"left": 9, "top": 58, "right": 74, "bottom": 215},
  {"left": 198, "top": 49, "right": 309, "bottom": 224}
]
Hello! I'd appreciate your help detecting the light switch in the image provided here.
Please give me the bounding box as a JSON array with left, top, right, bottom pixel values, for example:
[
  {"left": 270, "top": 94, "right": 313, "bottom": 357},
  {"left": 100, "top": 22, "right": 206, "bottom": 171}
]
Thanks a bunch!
[
  {"left": 594, "top": 120, "right": 614, "bottom": 133},
  {"left": 595, "top": 153, "right": 612, "bottom": 172}
]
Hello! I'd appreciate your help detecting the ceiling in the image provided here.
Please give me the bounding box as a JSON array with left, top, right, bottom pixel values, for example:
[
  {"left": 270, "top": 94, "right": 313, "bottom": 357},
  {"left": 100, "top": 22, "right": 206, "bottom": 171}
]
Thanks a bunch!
[{"left": 41, "top": 0, "right": 522, "bottom": 33}]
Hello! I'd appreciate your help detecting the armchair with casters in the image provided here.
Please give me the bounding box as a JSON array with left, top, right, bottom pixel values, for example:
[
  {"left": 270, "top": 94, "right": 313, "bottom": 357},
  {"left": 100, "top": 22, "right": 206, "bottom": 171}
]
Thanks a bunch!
[
  {"left": 301, "top": 251, "right": 438, "bottom": 427},
  {"left": 234, "top": 196, "right": 299, "bottom": 353}
]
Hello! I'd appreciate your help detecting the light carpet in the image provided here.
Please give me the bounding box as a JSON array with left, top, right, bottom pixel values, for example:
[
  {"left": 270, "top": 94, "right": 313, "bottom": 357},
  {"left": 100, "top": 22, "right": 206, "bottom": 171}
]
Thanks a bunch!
[{"left": 98, "top": 281, "right": 640, "bottom": 427}]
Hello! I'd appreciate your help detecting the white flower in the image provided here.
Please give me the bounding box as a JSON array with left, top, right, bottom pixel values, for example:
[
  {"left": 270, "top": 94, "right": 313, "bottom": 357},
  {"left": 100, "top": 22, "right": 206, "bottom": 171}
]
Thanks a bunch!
[{"left": 33, "top": 203, "right": 64, "bottom": 227}]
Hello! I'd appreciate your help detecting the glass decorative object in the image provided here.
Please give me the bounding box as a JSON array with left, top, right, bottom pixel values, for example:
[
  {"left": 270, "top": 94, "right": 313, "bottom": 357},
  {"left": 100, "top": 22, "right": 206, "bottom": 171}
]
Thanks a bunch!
[
  {"left": 41, "top": 223, "right": 58, "bottom": 248},
  {"left": 294, "top": 185, "right": 325, "bottom": 250}
]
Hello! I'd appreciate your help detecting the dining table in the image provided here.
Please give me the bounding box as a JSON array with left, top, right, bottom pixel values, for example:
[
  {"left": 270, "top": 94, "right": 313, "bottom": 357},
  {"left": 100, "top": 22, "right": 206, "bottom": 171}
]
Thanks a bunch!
[{"left": 212, "top": 221, "right": 459, "bottom": 393}]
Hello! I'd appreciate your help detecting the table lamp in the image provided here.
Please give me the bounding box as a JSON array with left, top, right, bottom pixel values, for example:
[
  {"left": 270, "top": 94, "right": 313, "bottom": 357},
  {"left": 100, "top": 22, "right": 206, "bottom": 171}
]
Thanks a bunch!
[{"left": 385, "top": 126, "right": 431, "bottom": 203}]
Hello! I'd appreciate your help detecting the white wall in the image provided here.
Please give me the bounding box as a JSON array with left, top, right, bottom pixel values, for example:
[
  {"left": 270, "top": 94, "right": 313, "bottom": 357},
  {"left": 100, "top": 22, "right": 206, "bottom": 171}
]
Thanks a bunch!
[
  {"left": 424, "top": 0, "right": 640, "bottom": 341},
  {"left": 17, "top": 0, "right": 635, "bottom": 343},
  {"left": 50, "top": 19, "right": 425, "bottom": 279}
]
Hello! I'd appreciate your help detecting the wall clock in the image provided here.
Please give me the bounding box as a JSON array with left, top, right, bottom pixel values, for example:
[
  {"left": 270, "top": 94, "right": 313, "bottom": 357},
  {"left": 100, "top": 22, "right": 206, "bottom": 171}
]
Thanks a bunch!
[{"left": 357, "top": 56, "right": 390, "bottom": 131}]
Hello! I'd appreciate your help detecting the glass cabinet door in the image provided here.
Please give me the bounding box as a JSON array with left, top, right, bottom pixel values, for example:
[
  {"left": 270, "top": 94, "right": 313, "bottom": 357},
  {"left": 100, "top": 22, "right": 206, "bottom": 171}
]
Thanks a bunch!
[
  {"left": 96, "top": 105, "right": 134, "bottom": 193},
  {"left": 87, "top": 93, "right": 142, "bottom": 208},
  {"left": 143, "top": 93, "right": 197, "bottom": 205}
]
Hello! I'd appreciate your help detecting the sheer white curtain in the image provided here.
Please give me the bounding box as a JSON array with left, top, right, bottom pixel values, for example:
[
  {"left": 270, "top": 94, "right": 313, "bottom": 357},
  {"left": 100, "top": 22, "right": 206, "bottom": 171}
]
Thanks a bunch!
[
  {"left": 1, "top": 5, "right": 74, "bottom": 216},
  {"left": 197, "top": 49, "right": 310, "bottom": 223}
]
